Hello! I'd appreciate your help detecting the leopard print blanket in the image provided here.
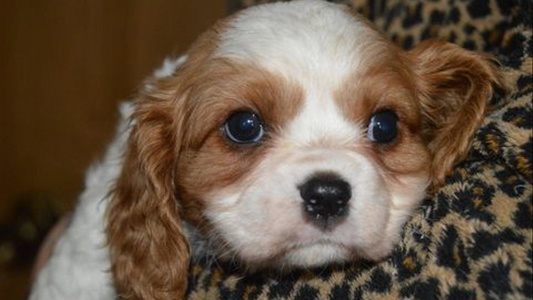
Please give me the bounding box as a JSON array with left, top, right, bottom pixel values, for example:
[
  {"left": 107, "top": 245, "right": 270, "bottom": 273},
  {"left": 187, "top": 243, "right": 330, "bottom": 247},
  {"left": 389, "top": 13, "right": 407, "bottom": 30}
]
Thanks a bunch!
[{"left": 187, "top": 1, "right": 532, "bottom": 299}]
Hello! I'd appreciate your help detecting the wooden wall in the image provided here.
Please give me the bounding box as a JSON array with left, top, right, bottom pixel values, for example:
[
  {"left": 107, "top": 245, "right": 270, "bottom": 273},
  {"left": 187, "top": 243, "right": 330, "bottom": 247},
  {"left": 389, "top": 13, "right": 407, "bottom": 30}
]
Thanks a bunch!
[
  {"left": 0, "top": 1, "right": 226, "bottom": 298},
  {"left": 0, "top": 0, "right": 227, "bottom": 219}
]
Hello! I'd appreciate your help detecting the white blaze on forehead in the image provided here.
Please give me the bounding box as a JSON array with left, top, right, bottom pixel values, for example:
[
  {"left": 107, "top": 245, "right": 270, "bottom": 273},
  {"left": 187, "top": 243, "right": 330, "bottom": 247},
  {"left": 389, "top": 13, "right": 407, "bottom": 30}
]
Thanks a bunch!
[
  {"left": 284, "top": 86, "right": 364, "bottom": 147},
  {"left": 215, "top": 0, "right": 381, "bottom": 145},
  {"left": 215, "top": 0, "right": 380, "bottom": 89}
]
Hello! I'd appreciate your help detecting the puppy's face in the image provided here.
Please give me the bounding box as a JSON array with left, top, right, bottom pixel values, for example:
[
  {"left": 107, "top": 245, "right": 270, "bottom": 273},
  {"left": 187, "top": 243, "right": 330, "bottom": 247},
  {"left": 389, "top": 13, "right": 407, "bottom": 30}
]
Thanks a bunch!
[
  {"left": 176, "top": 3, "right": 430, "bottom": 267},
  {"left": 108, "top": 1, "right": 502, "bottom": 298}
]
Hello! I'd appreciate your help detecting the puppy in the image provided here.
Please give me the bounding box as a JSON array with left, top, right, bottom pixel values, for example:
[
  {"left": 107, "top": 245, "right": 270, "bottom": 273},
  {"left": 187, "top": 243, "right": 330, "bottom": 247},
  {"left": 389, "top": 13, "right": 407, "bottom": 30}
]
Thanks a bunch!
[{"left": 30, "top": 1, "right": 503, "bottom": 299}]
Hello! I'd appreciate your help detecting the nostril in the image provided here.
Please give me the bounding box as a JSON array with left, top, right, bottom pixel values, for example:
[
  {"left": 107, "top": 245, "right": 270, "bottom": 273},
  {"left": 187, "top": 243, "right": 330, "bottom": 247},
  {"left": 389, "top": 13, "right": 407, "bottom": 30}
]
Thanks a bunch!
[{"left": 299, "top": 173, "right": 352, "bottom": 224}]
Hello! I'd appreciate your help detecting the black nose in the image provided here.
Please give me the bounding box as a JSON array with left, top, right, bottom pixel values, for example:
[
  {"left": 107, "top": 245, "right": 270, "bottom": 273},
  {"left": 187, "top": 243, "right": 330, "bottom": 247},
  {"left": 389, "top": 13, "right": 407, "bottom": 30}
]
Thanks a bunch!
[{"left": 299, "top": 173, "right": 351, "bottom": 226}]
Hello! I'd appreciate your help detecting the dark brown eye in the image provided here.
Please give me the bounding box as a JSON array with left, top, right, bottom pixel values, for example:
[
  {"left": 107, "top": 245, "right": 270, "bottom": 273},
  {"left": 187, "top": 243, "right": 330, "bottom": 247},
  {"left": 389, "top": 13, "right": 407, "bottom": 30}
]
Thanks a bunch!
[
  {"left": 224, "top": 111, "right": 265, "bottom": 144},
  {"left": 367, "top": 110, "right": 399, "bottom": 144}
]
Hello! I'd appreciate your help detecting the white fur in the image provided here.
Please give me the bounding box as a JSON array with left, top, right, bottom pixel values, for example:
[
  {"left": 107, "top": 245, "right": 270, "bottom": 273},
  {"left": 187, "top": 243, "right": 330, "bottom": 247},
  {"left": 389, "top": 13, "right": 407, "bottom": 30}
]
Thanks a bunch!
[
  {"left": 154, "top": 56, "right": 188, "bottom": 79},
  {"left": 29, "top": 57, "right": 185, "bottom": 299},
  {"left": 216, "top": 0, "right": 382, "bottom": 90},
  {"left": 28, "top": 104, "right": 129, "bottom": 300},
  {"left": 206, "top": 148, "right": 391, "bottom": 266}
]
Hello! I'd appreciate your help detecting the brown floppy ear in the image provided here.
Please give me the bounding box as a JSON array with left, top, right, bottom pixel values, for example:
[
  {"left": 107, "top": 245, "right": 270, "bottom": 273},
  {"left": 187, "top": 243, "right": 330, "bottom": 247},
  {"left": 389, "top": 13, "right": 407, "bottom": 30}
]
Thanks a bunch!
[
  {"left": 107, "top": 75, "right": 190, "bottom": 300},
  {"left": 408, "top": 41, "right": 505, "bottom": 188}
]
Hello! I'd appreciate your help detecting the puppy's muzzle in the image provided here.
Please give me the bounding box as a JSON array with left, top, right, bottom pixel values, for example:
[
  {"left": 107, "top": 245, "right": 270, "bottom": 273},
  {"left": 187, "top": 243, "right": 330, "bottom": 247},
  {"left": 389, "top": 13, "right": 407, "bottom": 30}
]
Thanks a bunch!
[{"left": 299, "top": 173, "right": 351, "bottom": 229}]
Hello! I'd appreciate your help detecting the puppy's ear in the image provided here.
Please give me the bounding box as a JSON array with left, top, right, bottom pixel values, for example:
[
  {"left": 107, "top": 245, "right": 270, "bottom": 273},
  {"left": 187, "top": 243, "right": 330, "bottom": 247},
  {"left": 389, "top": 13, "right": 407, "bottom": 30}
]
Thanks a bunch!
[
  {"left": 408, "top": 41, "right": 505, "bottom": 188},
  {"left": 107, "top": 72, "right": 189, "bottom": 300}
]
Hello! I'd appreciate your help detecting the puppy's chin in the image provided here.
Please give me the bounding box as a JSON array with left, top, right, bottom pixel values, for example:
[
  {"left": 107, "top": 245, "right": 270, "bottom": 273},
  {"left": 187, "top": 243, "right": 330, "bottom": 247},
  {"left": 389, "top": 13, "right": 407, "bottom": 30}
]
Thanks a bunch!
[
  {"left": 214, "top": 234, "right": 398, "bottom": 272},
  {"left": 214, "top": 240, "right": 354, "bottom": 271},
  {"left": 281, "top": 243, "right": 352, "bottom": 268},
  {"left": 280, "top": 241, "right": 398, "bottom": 268}
]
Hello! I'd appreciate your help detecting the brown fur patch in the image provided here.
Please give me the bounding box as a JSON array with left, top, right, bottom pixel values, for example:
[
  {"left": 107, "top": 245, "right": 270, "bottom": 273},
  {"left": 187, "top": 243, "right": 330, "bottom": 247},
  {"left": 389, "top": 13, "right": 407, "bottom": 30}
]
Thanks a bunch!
[
  {"left": 106, "top": 20, "right": 227, "bottom": 300},
  {"left": 406, "top": 40, "right": 505, "bottom": 187},
  {"left": 336, "top": 44, "right": 430, "bottom": 180}
]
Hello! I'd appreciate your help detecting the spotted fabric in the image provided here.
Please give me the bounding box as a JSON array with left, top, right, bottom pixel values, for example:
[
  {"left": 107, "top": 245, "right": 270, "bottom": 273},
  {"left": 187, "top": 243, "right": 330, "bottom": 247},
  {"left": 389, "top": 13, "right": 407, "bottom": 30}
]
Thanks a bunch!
[{"left": 187, "top": 0, "right": 532, "bottom": 299}]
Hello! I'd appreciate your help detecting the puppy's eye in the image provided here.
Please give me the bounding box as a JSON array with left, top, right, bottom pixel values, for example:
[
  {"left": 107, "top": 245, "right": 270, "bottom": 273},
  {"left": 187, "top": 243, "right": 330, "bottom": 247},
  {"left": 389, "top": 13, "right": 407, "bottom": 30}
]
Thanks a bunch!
[
  {"left": 367, "top": 110, "right": 399, "bottom": 144},
  {"left": 224, "top": 111, "right": 265, "bottom": 144}
]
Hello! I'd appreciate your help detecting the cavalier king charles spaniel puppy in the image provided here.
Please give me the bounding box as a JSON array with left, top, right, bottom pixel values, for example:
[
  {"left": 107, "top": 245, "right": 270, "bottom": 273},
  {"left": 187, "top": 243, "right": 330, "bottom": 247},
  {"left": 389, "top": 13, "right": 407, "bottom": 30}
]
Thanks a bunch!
[{"left": 30, "top": 1, "right": 503, "bottom": 299}]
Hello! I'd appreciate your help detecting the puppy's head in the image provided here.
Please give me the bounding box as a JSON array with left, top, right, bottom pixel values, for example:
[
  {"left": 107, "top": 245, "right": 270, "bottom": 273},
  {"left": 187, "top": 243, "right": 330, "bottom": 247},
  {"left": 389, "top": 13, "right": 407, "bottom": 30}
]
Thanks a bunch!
[{"left": 107, "top": 1, "right": 503, "bottom": 299}]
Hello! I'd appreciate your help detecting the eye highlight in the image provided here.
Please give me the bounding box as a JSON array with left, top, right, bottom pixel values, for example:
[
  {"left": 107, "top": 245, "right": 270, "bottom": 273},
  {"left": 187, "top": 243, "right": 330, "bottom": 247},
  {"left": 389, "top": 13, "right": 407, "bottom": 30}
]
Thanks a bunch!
[
  {"left": 367, "top": 110, "right": 399, "bottom": 144},
  {"left": 223, "top": 111, "right": 265, "bottom": 145}
]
